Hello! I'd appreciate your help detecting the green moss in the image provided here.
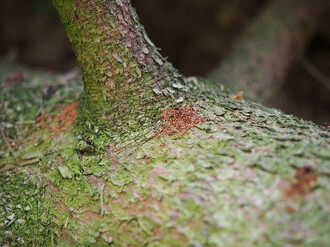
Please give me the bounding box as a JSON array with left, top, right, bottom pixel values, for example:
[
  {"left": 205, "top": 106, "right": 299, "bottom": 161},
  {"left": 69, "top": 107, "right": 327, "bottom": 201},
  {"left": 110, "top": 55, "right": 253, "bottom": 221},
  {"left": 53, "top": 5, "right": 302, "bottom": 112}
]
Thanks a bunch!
[
  {"left": 53, "top": 0, "right": 189, "bottom": 152},
  {"left": 0, "top": 61, "right": 83, "bottom": 246},
  {"left": 0, "top": 170, "right": 53, "bottom": 246},
  {"left": 1, "top": 60, "right": 330, "bottom": 246}
]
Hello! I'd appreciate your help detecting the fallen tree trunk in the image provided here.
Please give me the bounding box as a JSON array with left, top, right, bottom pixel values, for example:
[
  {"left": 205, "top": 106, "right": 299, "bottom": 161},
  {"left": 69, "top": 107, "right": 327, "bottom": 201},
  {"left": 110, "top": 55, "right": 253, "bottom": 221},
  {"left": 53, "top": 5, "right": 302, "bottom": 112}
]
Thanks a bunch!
[{"left": 0, "top": 0, "right": 329, "bottom": 246}]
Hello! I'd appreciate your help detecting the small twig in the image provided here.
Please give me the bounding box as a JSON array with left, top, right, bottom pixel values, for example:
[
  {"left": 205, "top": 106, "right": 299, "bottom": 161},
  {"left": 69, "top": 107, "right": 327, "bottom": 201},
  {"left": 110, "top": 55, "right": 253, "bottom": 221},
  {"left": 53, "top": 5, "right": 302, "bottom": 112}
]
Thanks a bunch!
[
  {"left": 16, "top": 120, "right": 36, "bottom": 125},
  {"left": 59, "top": 67, "right": 80, "bottom": 85},
  {"left": 29, "top": 91, "right": 42, "bottom": 104},
  {"left": 29, "top": 91, "right": 44, "bottom": 116},
  {"left": 64, "top": 217, "right": 69, "bottom": 228},
  {"left": 300, "top": 58, "right": 330, "bottom": 91},
  {"left": 98, "top": 181, "right": 106, "bottom": 217},
  {"left": 0, "top": 124, "right": 13, "bottom": 153}
]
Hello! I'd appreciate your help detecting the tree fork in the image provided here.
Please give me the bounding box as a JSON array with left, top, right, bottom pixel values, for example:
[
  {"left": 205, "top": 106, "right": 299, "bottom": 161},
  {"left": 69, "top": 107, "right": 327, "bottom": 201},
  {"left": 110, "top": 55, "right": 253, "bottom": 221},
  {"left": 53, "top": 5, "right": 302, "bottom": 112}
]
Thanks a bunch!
[
  {"left": 0, "top": 1, "right": 329, "bottom": 246},
  {"left": 209, "top": 0, "right": 329, "bottom": 103},
  {"left": 53, "top": 0, "right": 187, "bottom": 150}
]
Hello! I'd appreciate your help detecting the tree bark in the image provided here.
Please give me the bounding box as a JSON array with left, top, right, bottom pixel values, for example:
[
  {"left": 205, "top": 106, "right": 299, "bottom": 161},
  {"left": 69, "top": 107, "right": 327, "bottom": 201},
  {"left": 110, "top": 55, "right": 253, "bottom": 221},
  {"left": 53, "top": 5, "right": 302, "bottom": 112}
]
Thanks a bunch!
[
  {"left": 209, "top": 0, "right": 329, "bottom": 103},
  {"left": 53, "top": 0, "right": 187, "bottom": 152},
  {"left": 0, "top": 1, "right": 329, "bottom": 246}
]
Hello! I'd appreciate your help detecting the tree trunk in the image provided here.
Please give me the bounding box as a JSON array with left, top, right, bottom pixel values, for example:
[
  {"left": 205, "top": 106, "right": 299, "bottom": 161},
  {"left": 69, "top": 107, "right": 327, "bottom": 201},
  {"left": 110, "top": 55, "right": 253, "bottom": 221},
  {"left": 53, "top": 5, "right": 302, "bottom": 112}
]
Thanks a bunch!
[
  {"left": 0, "top": 1, "right": 329, "bottom": 246},
  {"left": 53, "top": 0, "right": 187, "bottom": 152},
  {"left": 209, "top": 0, "right": 329, "bottom": 103}
]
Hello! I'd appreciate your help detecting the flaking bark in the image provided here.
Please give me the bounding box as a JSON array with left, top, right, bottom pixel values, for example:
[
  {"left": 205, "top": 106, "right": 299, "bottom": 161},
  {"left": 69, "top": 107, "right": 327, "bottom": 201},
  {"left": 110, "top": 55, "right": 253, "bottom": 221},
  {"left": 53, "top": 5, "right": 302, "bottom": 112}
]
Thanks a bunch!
[{"left": 53, "top": 0, "right": 187, "bottom": 151}]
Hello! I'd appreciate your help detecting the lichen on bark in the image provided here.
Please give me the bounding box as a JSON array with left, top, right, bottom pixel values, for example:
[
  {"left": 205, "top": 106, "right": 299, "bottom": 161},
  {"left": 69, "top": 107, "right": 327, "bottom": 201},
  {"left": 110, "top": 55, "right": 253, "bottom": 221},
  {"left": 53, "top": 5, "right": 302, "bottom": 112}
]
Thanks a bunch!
[
  {"left": 1, "top": 60, "right": 329, "bottom": 246},
  {"left": 53, "top": 0, "right": 189, "bottom": 152},
  {"left": 0, "top": 0, "right": 330, "bottom": 246}
]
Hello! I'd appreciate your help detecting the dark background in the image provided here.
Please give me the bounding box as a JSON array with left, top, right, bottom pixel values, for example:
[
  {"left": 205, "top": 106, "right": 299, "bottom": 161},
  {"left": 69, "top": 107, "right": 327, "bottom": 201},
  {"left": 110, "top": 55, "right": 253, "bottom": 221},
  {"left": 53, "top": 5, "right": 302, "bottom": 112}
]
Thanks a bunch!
[{"left": 0, "top": 0, "right": 329, "bottom": 124}]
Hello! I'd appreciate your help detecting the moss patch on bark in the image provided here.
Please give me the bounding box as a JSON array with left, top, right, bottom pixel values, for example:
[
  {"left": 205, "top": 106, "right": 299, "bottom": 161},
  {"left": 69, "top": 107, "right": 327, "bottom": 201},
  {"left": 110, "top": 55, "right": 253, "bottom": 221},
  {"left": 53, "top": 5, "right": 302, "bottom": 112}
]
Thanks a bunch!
[{"left": 1, "top": 62, "right": 329, "bottom": 246}]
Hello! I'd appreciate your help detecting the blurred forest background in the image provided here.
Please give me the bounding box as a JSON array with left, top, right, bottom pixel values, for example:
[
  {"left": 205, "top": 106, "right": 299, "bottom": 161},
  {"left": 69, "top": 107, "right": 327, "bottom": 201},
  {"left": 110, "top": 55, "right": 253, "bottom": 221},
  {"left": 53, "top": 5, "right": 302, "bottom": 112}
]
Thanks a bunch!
[{"left": 0, "top": 0, "right": 329, "bottom": 124}]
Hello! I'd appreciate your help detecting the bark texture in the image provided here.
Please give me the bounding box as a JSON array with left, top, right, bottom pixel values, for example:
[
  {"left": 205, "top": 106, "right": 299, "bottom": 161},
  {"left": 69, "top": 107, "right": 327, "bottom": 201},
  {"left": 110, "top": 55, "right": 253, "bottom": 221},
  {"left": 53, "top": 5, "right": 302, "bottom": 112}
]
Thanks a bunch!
[
  {"left": 53, "top": 0, "right": 187, "bottom": 152},
  {"left": 0, "top": 0, "right": 329, "bottom": 246},
  {"left": 1, "top": 59, "right": 329, "bottom": 247},
  {"left": 209, "top": 0, "right": 329, "bottom": 103}
]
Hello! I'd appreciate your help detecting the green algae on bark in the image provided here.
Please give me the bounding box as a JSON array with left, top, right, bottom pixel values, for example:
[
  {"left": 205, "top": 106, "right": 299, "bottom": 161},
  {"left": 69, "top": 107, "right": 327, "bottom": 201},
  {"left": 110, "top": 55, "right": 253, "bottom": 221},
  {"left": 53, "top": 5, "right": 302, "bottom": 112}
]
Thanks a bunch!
[
  {"left": 0, "top": 170, "right": 53, "bottom": 246},
  {"left": 0, "top": 61, "right": 82, "bottom": 246},
  {"left": 1, "top": 63, "right": 329, "bottom": 246},
  {"left": 53, "top": 0, "right": 189, "bottom": 152},
  {"left": 1, "top": 0, "right": 330, "bottom": 246}
]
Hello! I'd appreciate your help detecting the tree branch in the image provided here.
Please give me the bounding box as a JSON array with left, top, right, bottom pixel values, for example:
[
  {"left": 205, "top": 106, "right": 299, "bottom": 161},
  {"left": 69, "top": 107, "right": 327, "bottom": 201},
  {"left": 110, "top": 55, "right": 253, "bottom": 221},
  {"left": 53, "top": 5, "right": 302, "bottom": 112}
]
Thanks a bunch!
[
  {"left": 53, "top": 0, "right": 187, "bottom": 150},
  {"left": 209, "top": 0, "right": 329, "bottom": 103}
]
